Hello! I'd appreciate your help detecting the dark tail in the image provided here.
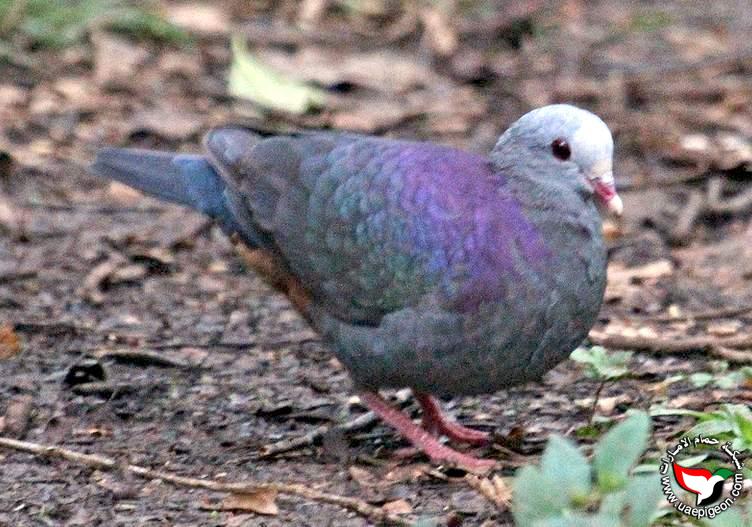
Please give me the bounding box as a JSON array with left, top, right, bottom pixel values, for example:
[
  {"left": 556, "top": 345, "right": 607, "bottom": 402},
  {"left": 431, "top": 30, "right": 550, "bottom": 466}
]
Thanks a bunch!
[
  {"left": 91, "top": 148, "right": 269, "bottom": 249},
  {"left": 91, "top": 148, "right": 228, "bottom": 217}
]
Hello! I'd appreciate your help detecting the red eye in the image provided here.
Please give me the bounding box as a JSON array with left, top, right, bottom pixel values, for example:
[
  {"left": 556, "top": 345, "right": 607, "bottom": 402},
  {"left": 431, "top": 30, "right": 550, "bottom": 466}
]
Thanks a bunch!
[{"left": 551, "top": 138, "right": 571, "bottom": 160}]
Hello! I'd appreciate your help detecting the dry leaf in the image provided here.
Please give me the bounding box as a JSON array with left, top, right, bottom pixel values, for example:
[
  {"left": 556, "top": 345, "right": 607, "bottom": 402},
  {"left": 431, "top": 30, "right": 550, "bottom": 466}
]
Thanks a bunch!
[
  {"left": 605, "top": 259, "right": 673, "bottom": 303},
  {"left": 0, "top": 84, "right": 28, "bottom": 109},
  {"left": 93, "top": 33, "right": 149, "bottom": 89},
  {"left": 602, "top": 219, "right": 623, "bottom": 241},
  {"left": 108, "top": 181, "right": 144, "bottom": 203},
  {"left": 465, "top": 474, "right": 511, "bottom": 511},
  {"left": 1, "top": 395, "right": 33, "bottom": 438},
  {"left": 78, "top": 256, "right": 126, "bottom": 305},
  {"left": 221, "top": 489, "right": 279, "bottom": 515},
  {"left": 167, "top": 3, "right": 230, "bottom": 35},
  {"left": 259, "top": 47, "right": 439, "bottom": 94},
  {"left": 382, "top": 498, "right": 412, "bottom": 515},
  {"left": 0, "top": 323, "right": 21, "bottom": 359},
  {"left": 420, "top": 7, "right": 458, "bottom": 56},
  {"left": 73, "top": 427, "right": 113, "bottom": 438},
  {"left": 707, "top": 321, "right": 742, "bottom": 337},
  {"left": 0, "top": 191, "right": 21, "bottom": 233},
  {"left": 129, "top": 107, "right": 204, "bottom": 141},
  {"left": 348, "top": 466, "right": 380, "bottom": 487},
  {"left": 384, "top": 463, "right": 431, "bottom": 483}
]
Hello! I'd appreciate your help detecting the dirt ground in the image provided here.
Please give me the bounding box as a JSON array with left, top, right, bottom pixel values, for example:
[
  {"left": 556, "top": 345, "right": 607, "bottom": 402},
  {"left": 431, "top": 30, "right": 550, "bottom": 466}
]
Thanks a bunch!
[{"left": 1, "top": 1, "right": 752, "bottom": 525}]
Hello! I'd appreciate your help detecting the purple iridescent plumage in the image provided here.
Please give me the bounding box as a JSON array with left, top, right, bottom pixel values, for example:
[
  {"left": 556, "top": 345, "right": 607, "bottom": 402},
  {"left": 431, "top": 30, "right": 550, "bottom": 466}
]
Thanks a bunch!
[{"left": 92, "top": 104, "right": 618, "bottom": 469}]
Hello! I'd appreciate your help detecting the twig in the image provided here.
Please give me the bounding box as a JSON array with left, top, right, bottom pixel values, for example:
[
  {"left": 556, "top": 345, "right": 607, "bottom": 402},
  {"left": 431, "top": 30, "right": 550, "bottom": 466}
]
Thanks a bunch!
[
  {"left": 13, "top": 322, "right": 83, "bottom": 336},
  {"left": 646, "top": 304, "right": 752, "bottom": 322},
  {"left": 95, "top": 349, "right": 190, "bottom": 369},
  {"left": 589, "top": 332, "right": 752, "bottom": 363},
  {"left": 464, "top": 474, "right": 511, "bottom": 512},
  {"left": 70, "top": 381, "right": 161, "bottom": 397},
  {"left": 21, "top": 203, "right": 166, "bottom": 214},
  {"left": 259, "top": 390, "right": 412, "bottom": 458},
  {"left": 0, "top": 437, "right": 412, "bottom": 526},
  {"left": 0, "top": 270, "right": 36, "bottom": 284},
  {"left": 589, "top": 382, "right": 607, "bottom": 425},
  {"left": 706, "top": 177, "right": 752, "bottom": 215},
  {"left": 669, "top": 189, "right": 704, "bottom": 244},
  {"left": 259, "top": 411, "right": 378, "bottom": 458},
  {"left": 151, "top": 337, "right": 320, "bottom": 350}
]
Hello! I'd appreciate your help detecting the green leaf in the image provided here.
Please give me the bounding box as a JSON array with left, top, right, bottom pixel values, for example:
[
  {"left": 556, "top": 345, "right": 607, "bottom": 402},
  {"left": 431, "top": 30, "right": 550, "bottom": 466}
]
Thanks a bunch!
[
  {"left": 533, "top": 513, "right": 621, "bottom": 527},
  {"left": 685, "top": 416, "right": 735, "bottom": 438},
  {"left": 598, "top": 489, "right": 625, "bottom": 516},
  {"left": 593, "top": 412, "right": 651, "bottom": 491},
  {"left": 540, "top": 435, "right": 592, "bottom": 503},
  {"left": 104, "top": 9, "right": 192, "bottom": 45},
  {"left": 649, "top": 406, "right": 706, "bottom": 419},
  {"left": 228, "top": 35, "right": 326, "bottom": 115},
  {"left": 570, "top": 346, "right": 632, "bottom": 381},
  {"left": 701, "top": 508, "right": 747, "bottom": 527},
  {"left": 512, "top": 465, "right": 570, "bottom": 525},
  {"left": 1, "top": 0, "right": 189, "bottom": 48},
  {"left": 622, "top": 474, "right": 662, "bottom": 527},
  {"left": 690, "top": 372, "right": 714, "bottom": 387}
]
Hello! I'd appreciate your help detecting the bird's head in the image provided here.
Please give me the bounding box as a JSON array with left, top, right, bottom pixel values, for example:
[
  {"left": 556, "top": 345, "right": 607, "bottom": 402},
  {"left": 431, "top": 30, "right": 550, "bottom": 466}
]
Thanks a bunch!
[{"left": 494, "top": 104, "right": 622, "bottom": 216}]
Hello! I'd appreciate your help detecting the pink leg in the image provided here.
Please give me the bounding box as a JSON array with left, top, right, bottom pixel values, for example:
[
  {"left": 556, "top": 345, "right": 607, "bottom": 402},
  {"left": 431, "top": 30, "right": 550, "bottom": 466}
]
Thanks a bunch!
[
  {"left": 359, "top": 391, "right": 495, "bottom": 472},
  {"left": 416, "top": 393, "right": 490, "bottom": 446}
]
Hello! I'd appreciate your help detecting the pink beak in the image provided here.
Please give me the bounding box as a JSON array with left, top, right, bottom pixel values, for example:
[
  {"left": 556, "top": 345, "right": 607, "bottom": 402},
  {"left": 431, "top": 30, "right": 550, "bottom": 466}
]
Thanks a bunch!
[{"left": 594, "top": 179, "right": 623, "bottom": 216}]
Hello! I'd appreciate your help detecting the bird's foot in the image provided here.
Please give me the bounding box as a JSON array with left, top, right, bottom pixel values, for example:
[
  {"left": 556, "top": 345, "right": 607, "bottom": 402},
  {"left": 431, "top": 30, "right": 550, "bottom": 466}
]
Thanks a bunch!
[
  {"left": 416, "top": 393, "right": 490, "bottom": 446},
  {"left": 359, "top": 391, "right": 496, "bottom": 473}
]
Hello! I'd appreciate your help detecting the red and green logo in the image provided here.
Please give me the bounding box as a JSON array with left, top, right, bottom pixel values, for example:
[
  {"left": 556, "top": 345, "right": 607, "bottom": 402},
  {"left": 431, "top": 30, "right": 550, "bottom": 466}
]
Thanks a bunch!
[{"left": 672, "top": 463, "right": 735, "bottom": 507}]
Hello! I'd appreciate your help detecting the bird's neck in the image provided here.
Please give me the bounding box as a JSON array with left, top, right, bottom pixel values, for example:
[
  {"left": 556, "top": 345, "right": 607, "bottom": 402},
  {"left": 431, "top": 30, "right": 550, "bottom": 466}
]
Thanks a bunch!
[
  {"left": 491, "top": 141, "right": 596, "bottom": 218},
  {"left": 494, "top": 150, "right": 606, "bottom": 274}
]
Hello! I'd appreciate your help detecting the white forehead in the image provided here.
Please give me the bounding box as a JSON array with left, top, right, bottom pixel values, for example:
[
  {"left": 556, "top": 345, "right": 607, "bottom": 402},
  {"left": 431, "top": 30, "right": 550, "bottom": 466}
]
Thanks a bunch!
[
  {"left": 570, "top": 109, "right": 613, "bottom": 160},
  {"left": 515, "top": 104, "right": 613, "bottom": 162}
]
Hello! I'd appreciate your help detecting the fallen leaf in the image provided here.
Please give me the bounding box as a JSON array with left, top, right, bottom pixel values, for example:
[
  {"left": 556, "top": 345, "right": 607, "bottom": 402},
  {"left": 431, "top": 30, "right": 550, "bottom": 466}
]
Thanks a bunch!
[
  {"left": 221, "top": 489, "right": 279, "bottom": 515},
  {"left": 260, "top": 47, "right": 438, "bottom": 94},
  {"left": 0, "top": 323, "right": 21, "bottom": 359},
  {"left": 108, "top": 181, "right": 144, "bottom": 203},
  {"left": 229, "top": 36, "right": 326, "bottom": 115},
  {"left": 331, "top": 97, "right": 422, "bottom": 132},
  {"left": 605, "top": 259, "right": 673, "bottom": 303},
  {"left": 384, "top": 463, "right": 431, "bottom": 483},
  {"left": 707, "top": 321, "right": 742, "bottom": 337},
  {"left": 0, "top": 84, "right": 28, "bottom": 109},
  {"left": 348, "top": 466, "right": 380, "bottom": 487},
  {"left": 53, "top": 77, "right": 101, "bottom": 111},
  {"left": 93, "top": 33, "right": 149, "bottom": 89},
  {"left": 465, "top": 474, "right": 511, "bottom": 511},
  {"left": 1, "top": 395, "right": 33, "bottom": 438},
  {"left": 166, "top": 3, "right": 230, "bottom": 35},
  {"left": 420, "top": 6, "right": 458, "bottom": 56},
  {"left": 109, "top": 264, "right": 147, "bottom": 285},
  {"left": 73, "top": 427, "right": 113, "bottom": 438},
  {"left": 382, "top": 498, "right": 412, "bottom": 515},
  {"left": 78, "top": 257, "right": 125, "bottom": 305},
  {"left": 129, "top": 106, "right": 204, "bottom": 141}
]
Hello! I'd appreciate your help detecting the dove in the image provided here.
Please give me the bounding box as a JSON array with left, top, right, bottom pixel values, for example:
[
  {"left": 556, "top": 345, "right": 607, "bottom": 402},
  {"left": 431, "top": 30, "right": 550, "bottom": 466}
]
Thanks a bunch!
[{"left": 91, "top": 104, "right": 621, "bottom": 471}]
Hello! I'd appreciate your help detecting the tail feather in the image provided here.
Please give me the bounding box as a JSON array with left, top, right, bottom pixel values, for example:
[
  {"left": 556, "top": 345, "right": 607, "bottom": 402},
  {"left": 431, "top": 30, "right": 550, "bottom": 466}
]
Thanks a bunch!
[
  {"left": 91, "top": 147, "right": 269, "bottom": 249},
  {"left": 91, "top": 148, "right": 226, "bottom": 216}
]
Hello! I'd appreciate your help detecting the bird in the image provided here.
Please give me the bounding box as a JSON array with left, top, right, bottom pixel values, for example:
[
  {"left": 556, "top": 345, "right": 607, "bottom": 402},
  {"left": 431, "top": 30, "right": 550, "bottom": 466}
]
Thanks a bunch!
[{"left": 91, "top": 104, "right": 622, "bottom": 471}]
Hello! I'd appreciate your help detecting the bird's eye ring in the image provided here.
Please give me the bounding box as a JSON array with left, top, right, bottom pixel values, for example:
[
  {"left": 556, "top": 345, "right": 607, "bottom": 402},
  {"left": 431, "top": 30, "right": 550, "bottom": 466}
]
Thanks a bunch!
[{"left": 551, "top": 138, "right": 571, "bottom": 161}]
